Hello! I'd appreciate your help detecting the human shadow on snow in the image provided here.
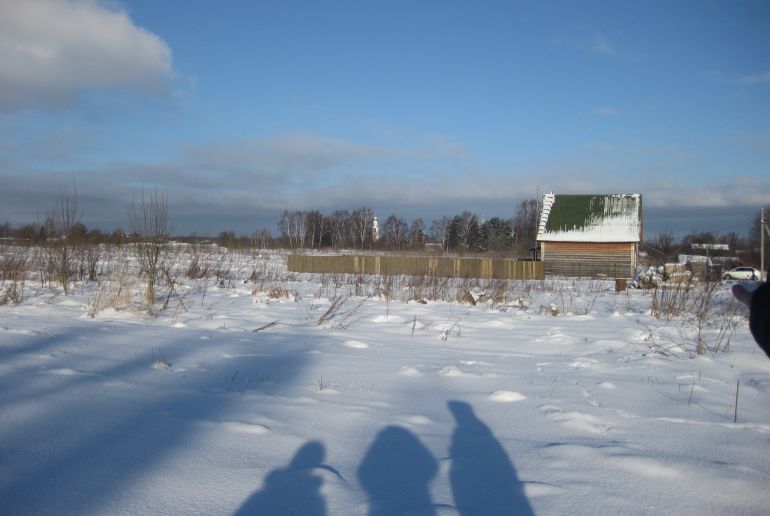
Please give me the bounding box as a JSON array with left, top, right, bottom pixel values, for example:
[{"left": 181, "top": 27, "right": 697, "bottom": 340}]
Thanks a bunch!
[
  {"left": 235, "top": 440, "right": 334, "bottom": 516},
  {"left": 448, "top": 400, "right": 534, "bottom": 516},
  {"left": 236, "top": 401, "right": 533, "bottom": 515},
  {"left": 358, "top": 425, "right": 440, "bottom": 515}
]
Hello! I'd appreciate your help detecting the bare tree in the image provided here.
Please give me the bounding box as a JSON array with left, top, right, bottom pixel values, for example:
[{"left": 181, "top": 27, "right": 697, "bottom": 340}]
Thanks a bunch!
[
  {"left": 48, "top": 183, "right": 82, "bottom": 294},
  {"left": 512, "top": 198, "right": 539, "bottom": 254},
  {"left": 279, "top": 210, "right": 308, "bottom": 248},
  {"left": 128, "top": 190, "right": 170, "bottom": 308},
  {"left": 251, "top": 229, "right": 273, "bottom": 249},
  {"left": 445, "top": 211, "right": 478, "bottom": 251},
  {"left": 305, "top": 211, "right": 325, "bottom": 249},
  {"left": 409, "top": 218, "right": 425, "bottom": 248},
  {"left": 654, "top": 230, "right": 678, "bottom": 263},
  {"left": 350, "top": 207, "right": 375, "bottom": 249},
  {"left": 383, "top": 214, "right": 408, "bottom": 250},
  {"left": 430, "top": 216, "right": 452, "bottom": 251},
  {"left": 329, "top": 209, "right": 350, "bottom": 249},
  {"left": 278, "top": 211, "right": 292, "bottom": 248}
]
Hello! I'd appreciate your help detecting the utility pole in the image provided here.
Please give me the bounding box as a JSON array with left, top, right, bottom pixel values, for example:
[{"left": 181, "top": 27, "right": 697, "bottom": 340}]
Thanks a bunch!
[{"left": 762, "top": 208, "right": 767, "bottom": 281}]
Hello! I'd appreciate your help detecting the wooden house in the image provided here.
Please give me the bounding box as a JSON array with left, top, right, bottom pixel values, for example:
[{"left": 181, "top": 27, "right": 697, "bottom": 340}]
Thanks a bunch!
[{"left": 536, "top": 193, "right": 642, "bottom": 278}]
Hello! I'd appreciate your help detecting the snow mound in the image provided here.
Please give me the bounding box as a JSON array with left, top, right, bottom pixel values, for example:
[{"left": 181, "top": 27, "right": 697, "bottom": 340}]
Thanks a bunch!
[
  {"left": 488, "top": 390, "right": 527, "bottom": 402},
  {"left": 598, "top": 382, "right": 617, "bottom": 389},
  {"left": 398, "top": 366, "right": 421, "bottom": 376},
  {"left": 438, "top": 366, "right": 465, "bottom": 377},
  {"left": 343, "top": 340, "right": 369, "bottom": 349}
]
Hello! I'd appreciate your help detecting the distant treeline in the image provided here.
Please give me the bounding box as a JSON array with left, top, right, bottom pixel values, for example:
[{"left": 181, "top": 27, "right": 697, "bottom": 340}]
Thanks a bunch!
[
  {"left": 273, "top": 199, "right": 541, "bottom": 255},
  {"left": 3, "top": 198, "right": 767, "bottom": 267},
  {"left": 0, "top": 199, "right": 543, "bottom": 256},
  {"left": 0, "top": 220, "right": 129, "bottom": 245}
]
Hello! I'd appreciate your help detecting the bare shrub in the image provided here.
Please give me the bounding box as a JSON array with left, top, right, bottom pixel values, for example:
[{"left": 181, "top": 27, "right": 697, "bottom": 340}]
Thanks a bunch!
[
  {"left": 686, "top": 280, "right": 742, "bottom": 355},
  {"left": 540, "top": 304, "right": 561, "bottom": 316},
  {"left": 689, "top": 280, "right": 718, "bottom": 354},
  {"left": 159, "top": 252, "right": 183, "bottom": 311},
  {"left": 186, "top": 255, "right": 208, "bottom": 279},
  {"left": 77, "top": 246, "right": 102, "bottom": 282},
  {"left": 86, "top": 247, "right": 133, "bottom": 315},
  {"left": 647, "top": 279, "right": 742, "bottom": 356},
  {"left": 0, "top": 246, "right": 30, "bottom": 305},
  {"left": 128, "top": 190, "right": 170, "bottom": 311},
  {"left": 650, "top": 282, "right": 692, "bottom": 320},
  {"left": 45, "top": 184, "right": 82, "bottom": 294},
  {"left": 317, "top": 295, "right": 348, "bottom": 325},
  {"left": 710, "top": 302, "right": 741, "bottom": 354},
  {"left": 267, "top": 286, "right": 292, "bottom": 300}
]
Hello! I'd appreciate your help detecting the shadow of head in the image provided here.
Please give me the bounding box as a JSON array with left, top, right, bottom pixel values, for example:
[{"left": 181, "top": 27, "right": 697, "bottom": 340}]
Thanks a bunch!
[
  {"left": 448, "top": 400, "right": 474, "bottom": 420},
  {"left": 289, "top": 441, "right": 325, "bottom": 471}
]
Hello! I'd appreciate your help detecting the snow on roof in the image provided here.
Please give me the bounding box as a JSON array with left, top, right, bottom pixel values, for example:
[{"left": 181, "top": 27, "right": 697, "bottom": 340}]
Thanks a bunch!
[{"left": 537, "top": 193, "right": 642, "bottom": 243}]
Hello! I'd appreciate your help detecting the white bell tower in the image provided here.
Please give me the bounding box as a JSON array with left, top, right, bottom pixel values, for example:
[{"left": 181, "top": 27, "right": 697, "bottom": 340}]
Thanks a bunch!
[{"left": 372, "top": 216, "right": 380, "bottom": 242}]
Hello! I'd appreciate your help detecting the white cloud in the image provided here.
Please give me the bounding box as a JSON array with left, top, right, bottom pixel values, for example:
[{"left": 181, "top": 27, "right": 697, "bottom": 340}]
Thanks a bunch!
[
  {"left": 643, "top": 177, "right": 770, "bottom": 209},
  {"left": 738, "top": 71, "right": 770, "bottom": 85},
  {"left": 1, "top": 128, "right": 766, "bottom": 236},
  {"left": 0, "top": 0, "right": 172, "bottom": 111}
]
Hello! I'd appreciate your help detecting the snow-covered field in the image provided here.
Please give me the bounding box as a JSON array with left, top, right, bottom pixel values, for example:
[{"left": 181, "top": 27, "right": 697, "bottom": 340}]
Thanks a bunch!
[{"left": 2, "top": 250, "right": 770, "bottom": 515}]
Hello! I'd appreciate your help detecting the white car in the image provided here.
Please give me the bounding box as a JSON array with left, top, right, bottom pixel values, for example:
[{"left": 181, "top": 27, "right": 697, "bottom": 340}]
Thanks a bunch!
[{"left": 722, "top": 267, "right": 761, "bottom": 281}]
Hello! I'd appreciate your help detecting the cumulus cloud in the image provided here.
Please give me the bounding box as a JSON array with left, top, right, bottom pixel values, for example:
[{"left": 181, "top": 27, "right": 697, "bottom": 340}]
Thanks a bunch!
[{"left": 0, "top": 0, "right": 172, "bottom": 111}]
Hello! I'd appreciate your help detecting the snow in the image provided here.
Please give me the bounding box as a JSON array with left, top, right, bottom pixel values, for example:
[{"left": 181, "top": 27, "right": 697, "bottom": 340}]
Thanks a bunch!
[{"left": 2, "top": 257, "right": 770, "bottom": 515}]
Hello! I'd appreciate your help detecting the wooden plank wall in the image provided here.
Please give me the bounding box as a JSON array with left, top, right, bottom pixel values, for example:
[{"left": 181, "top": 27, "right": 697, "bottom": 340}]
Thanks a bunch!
[
  {"left": 541, "top": 242, "right": 636, "bottom": 278},
  {"left": 287, "top": 255, "right": 545, "bottom": 280}
]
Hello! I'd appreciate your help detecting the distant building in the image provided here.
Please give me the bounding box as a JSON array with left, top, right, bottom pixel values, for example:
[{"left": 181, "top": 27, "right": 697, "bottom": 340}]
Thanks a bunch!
[
  {"left": 679, "top": 244, "right": 738, "bottom": 280},
  {"left": 372, "top": 216, "right": 380, "bottom": 242},
  {"left": 536, "top": 193, "right": 642, "bottom": 278}
]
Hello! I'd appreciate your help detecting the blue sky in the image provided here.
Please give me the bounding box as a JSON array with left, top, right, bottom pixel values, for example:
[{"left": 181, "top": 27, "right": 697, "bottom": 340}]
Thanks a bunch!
[{"left": 1, "top": 0, "right": 769, "bottom": 237}]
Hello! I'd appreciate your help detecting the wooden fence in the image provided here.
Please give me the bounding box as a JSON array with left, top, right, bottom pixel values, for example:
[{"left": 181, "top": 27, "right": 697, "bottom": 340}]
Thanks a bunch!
[{"left": 287, "top": 255, "right": 544, "bottom": 280}]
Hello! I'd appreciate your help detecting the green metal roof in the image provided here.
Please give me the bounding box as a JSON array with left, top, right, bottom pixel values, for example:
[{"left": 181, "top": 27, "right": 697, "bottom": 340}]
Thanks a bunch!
[{"left": 538, "top": 193, "right": 642, "bottom": 242}]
